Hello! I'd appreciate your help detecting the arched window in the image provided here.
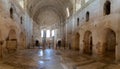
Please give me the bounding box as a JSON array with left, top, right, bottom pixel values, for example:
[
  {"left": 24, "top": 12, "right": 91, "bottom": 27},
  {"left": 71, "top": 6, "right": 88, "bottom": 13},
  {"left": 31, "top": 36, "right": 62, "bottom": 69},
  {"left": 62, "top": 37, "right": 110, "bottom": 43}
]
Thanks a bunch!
[
  {"left": 46, "top": 30, "right": 50, "bottom": 38},
  {"left": 20, "top": 17, "right": 23, "bottom": 24},
  {"left": 10, "top": 7, "right": 13, "bottom": 19},
  {"left": 41, "top": 30, "right": 44, "bottom": 38},
  {"left": 77, "top": 18, "right": 79, "bottom": 26},
  {"left": 66, "top": 7, "right": 70, "bottom": 17},
  {"left": 104, "top": 1, "right": 111, "bottom": 15},
  {"left": 52, "top": 30, "right": 55, "bottom": 37},
  {"left": 86, "top": 11, "right": 89, "bottom": 22}
]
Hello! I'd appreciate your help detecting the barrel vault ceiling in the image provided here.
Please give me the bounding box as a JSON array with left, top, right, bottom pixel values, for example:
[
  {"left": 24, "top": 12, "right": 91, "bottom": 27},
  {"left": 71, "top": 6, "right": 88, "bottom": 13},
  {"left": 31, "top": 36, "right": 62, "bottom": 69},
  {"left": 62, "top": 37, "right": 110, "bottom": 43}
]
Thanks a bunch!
[{"left": 26, "top": 0, "right": 74, "bottom": 28}]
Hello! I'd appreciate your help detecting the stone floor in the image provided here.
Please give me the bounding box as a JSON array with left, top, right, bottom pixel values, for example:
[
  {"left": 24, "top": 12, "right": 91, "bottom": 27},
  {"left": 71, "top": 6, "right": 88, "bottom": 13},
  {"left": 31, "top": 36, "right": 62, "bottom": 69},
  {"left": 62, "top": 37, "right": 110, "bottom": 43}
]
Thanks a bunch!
[
  {"left": 58, "top": 49, "right": 120, "bottom": 69},
  {"left": 0, "top": 49, "right": 63, "bottom": 69},
  {"left": 0, "top": 49, "right": 120, "bottom": 69}
]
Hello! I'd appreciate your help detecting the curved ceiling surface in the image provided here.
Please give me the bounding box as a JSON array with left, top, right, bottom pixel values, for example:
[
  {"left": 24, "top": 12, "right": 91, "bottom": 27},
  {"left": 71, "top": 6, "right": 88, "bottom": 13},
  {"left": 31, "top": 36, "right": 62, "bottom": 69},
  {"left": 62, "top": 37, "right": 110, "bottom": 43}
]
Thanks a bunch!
[{"left": 27, "top": 0, "right": 73, "bottom": 27}]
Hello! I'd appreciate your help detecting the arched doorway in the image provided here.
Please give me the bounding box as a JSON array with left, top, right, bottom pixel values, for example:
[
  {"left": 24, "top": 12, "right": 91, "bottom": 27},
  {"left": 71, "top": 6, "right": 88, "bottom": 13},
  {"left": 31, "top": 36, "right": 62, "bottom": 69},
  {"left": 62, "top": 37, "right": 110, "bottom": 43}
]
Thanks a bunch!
[
  {"left": 75, "top": 33, "right": 80, "bottom": 50},
  {"left": 84, "top": 31, "right": 93, "bottom": 55},
  {"left": 104, "top": 28, "right": 116, "bottom": 60},
  {"left": 6, "top": 29, "right": 17, "bottom": 53},
  {"left": 20, "top": 33, "right": 26, "bottom": 49}
]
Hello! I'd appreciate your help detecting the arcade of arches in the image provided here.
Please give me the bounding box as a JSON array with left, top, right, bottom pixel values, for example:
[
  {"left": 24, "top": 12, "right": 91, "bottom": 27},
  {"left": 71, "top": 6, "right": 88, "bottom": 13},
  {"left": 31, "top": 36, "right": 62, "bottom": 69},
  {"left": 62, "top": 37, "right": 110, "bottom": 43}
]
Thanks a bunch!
[{"left": 0, "top": 0, "right": 120, "bottom": 69}]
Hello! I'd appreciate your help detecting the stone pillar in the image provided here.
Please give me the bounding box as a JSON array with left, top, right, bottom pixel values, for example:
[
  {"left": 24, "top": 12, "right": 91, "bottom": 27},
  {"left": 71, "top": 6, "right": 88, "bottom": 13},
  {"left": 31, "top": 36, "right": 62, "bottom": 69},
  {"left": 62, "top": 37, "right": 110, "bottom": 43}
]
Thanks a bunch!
[
  {"left": 43, "top": 30, "right": 46, "bottom": 49},
  {"left": 92, "top": 28, "right": 106, "bottom": 58},
  {"left": 72, "top": 36, "right": 76, "bottom": 50}
]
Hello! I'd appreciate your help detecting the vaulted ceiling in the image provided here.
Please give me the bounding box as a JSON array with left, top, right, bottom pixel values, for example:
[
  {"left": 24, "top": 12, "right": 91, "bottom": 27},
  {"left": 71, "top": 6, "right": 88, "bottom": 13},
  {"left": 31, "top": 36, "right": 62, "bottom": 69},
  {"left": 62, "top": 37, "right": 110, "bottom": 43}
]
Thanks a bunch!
[{"left": 26, "top": 0, "right": 74, "bottom": 28}]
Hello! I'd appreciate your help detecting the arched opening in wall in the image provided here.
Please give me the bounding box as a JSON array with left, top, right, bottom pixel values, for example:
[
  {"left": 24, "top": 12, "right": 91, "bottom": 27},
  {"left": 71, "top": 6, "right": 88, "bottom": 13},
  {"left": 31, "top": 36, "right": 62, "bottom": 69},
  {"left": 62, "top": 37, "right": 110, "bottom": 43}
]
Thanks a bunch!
[
  {"left": 10, "top": 7, "right": 13, "bottom": 19},
  {"left": 6, "top": 29, "right": 17, "bottom": 53},
  {"left": 75, "top": 33, "right": 80, "bottom": 50},
  {"left": 104, "top": 28, "right": 116, "bottom": 60},
  {"left": 77, "top": 18, "right": 79, "bottom": 26},
  {"left": 20, "top": 33, "right": 26, "bottom": 49},
  {"left": 104, "top": 1, "right": 111, "bottom": 15},
  {"left": 83, "top": 31, "right": 93, "bottom": 55},
  {"left": 86, "top": 11, "right": 89, "bottom": 22}
]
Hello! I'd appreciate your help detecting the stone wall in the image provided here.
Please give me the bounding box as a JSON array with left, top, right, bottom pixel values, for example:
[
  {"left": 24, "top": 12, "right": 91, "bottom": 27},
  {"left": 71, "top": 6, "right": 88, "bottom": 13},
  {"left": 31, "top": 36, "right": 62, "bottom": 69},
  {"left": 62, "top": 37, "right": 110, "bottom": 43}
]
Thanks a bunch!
[
  {"left": 65, "top": 0, "right": 120, "bottom": 61},
  {"left": 0, "top": 0, "right": 33, "bottom": 58}
]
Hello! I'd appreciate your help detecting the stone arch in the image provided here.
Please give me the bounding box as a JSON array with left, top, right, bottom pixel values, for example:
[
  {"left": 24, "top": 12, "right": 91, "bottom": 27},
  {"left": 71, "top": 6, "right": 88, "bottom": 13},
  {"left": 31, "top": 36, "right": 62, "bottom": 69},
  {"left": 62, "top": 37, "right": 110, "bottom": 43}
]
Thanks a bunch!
[
  {"left": 103, "top": 28, "right": 116, "bottom": 60},
  {"left": 74, "top": 33, "right": 80, "bottom": 50},
  {"left": 83, "top": 31, "right": 93, "bottom": 55},
  {"left": 104, "top": 0, "right": 111, "bottom": 15},
  {"left": 19, "top": 32, "right": 26, "bottom": 49},
  {"left": 6, "top": 29, "right": 17, "bottom": 53}
]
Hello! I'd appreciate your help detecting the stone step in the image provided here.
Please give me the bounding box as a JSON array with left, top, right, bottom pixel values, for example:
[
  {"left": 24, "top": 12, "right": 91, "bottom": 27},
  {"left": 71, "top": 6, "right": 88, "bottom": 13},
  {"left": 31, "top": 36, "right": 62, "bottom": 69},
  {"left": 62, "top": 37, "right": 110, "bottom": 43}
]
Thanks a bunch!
[
  {"left": 76, "top": 62, "right": 106, "bottom": 69},
  {"left": 62, "top": 57, "right": 88, "bottom": 63},
  {"left": 104, "top": 64, "right": 120, "bottom": 69},
  {"left": 0, "top": 64, "right": 14, "bottom": 69},
  {"left": 61, "top": 55, "right": 90, "bottom": 63},
  {"left": 61, "top": 59, "right": 96, "bottom": 69}
]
